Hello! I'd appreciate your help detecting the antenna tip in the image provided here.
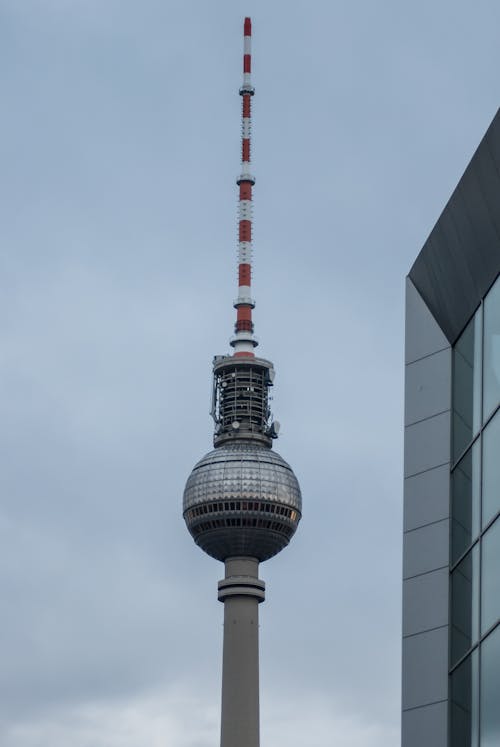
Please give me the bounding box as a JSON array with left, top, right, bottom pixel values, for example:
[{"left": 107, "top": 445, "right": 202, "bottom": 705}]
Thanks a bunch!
[{"left": 244, "top": 17, "right": 252, "bottom": 36}]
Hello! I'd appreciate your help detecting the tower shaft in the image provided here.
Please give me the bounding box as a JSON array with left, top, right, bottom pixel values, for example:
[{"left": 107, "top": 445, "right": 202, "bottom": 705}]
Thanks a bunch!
[{"left": 218, "top": 557, "right": 265, "bottom": 747}]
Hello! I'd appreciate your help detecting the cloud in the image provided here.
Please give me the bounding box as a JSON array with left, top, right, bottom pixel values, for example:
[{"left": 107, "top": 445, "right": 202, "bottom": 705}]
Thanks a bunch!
[{"left": 2, "top": 683, "right": 398, "bottom": 747}]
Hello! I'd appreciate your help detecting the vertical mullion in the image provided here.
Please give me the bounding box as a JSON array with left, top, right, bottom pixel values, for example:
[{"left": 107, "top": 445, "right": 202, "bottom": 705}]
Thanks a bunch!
[{"left": 477, "top": 300, "right": 484, "bottom": 747}]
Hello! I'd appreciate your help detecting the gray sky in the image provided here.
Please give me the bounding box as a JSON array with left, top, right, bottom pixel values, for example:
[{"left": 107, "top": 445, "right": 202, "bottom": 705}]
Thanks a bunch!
[{"left": 1, "top": 1, "right": 499, "bottom": 745}]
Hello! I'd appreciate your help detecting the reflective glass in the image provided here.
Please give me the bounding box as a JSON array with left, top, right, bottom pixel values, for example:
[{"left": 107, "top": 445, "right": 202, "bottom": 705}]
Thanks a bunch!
[
  {"left": 481, "top": 518, "right": 500, "bottom": 634},
  {"left": 483, "top": 275, "right": 500, "bottom": 422},
  {"left": 450, "top": 650, "right": 479, "bottom": 747},
  {"left": 480, "top": 625, "right": 500, "bottom": 747},
  {"left": 482, "top": 411, "right": 500, "bottom": 528},
  {"left": 453, "top": 311, "right": 482, "bottom": 461},
  {"left": 452, "top": 442, "right": 481, "bottom": 563},
  {"left": 451, "top": 546, "right": 479, "bottom": 665}
]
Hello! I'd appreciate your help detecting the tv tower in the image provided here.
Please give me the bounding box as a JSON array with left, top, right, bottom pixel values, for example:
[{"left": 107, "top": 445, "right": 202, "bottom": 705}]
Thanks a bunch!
[{"left": 183, "top": 18, "right": 302, "bottom": 747}]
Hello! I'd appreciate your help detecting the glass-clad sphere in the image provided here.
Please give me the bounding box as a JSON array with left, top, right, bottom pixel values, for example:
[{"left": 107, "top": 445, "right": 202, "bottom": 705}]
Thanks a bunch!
[{"left": 183, "top": 441, "right": 301, "bottom": 562}]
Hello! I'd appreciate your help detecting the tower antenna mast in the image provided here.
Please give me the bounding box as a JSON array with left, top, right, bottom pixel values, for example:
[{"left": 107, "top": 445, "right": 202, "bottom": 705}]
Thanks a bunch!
[{"left": 233, "top": 17, "right": 257, "bottom": 358}]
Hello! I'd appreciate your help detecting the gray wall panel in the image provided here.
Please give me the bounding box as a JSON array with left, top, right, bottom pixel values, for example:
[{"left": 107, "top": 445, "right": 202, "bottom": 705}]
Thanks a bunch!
[
  {"left": 401, "top": 701, "right": 447, "bottom": 747},
  {"left": 404, "top": 465, "right": 450, "bottom": 532},
  {"left": 405, "top": 348, "right": 451, "bottom": 426},
  {"left": 404, "top": 412, "right": 451, "bottom": 478},
  {"left": 403, "top": 520, "right": 449, "bottom": 580},
  {"left": 402, "top": 626, "right": 449, "bottom": 710},
  {"left": 403, "top": 212, "right": 454, "bottom": 747},
  {"left": 405, "top": 278, "right": 449, "bottom": 365},
  {"left": 402, "top": 567, "right": 448, "bottom": 637}
]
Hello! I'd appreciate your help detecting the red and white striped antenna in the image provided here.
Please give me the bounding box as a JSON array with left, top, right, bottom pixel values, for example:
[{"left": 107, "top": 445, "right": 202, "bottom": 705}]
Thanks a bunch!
[{"left": 231, "top": 17, "right": 258, "bottom": 358}]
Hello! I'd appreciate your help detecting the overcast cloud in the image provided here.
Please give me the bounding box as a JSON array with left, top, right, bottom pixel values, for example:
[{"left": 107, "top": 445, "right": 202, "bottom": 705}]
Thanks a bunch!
[{"left": 1, "top": 1, "right": 499, "bottom": 745}]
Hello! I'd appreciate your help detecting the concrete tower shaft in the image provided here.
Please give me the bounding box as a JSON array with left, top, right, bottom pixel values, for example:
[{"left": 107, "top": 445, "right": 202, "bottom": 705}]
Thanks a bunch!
[{"left": 218, "top": 558, "right": 264, "bottom": 747}]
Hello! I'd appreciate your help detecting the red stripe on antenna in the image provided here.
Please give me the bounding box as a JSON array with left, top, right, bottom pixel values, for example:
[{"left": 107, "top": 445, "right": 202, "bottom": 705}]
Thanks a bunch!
[
  {"left": 239, "top": 183, "right": 252, "bottom": 200},
  {"left": 242, "top": 96, "right": 251, "bottom": 118},
  {"left": 244, "top": 17, "right": 252, "bottom": 36},
  {"left": 238, "top": 264, "right": 251, "bottom": 286},
  {"left": 237, "top": 306, "right": 252, "bottom": 322}
]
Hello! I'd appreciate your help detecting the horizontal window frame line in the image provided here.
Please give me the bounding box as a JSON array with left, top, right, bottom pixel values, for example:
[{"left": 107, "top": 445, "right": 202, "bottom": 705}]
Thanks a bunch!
[
  {"left": 404, "top": 461, "right": 450, "bottom": 480},
  {"left": 482, "top": 388, "right": 500, "bottom": 426},
  {"left": 451, "top": 431, "right": 480, "bottom": 470},
  {"left": 405, "top": 461, "right": 450, "bottom": 481},
  {"left": 405, "top": 515, "right": 449, "bottom": 533},
  {"left": 450, "top": 510, "right": 500, "bottom": 572},
  {"left": 403, "top": 564, "right": 449, "bottom": 582},
  {"left": 405, "top": 407, "right": 451, "bottom": 429},
  {"left": 404, "top": 516, "right": 449, "bottom": 536},
  {"left": 403, "top": 623, "right": 448, "bottom": 640},
  {"left": 448, "top": 621, "right": 500, "bottom": 674},
  {"left": 450, "top": 537, "right": 480, "bottom": 572},
  {"left": 402, "top": 698, "right": 448, "bottom": 714},
  {"left": 406, "top": 345, "right": 451, "bottom": 367},
  {"left": 451, "top": 401, "right": 500, "bottom": 470},
  {"left": 480, "top": 618, "right": 500, "bottom": 645},
  {"left": 449, "top": 648, "right": 478, "bottom": 675}
]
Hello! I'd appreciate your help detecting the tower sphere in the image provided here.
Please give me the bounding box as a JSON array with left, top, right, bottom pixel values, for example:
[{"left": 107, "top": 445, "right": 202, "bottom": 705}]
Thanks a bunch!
[{"left": 183, "top": 441, "right": 301, "bottom": 562}]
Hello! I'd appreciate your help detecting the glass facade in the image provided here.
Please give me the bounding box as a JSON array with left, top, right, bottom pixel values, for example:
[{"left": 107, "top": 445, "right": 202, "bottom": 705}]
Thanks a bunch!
[{"left": 450, "top": 274, "right": 500, "bottom": 746}]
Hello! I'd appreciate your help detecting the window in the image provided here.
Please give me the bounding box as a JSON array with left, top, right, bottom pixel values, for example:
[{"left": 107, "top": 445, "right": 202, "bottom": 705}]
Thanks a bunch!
[
  {"left": 450, "top": 274, "right": 500, "bottom": 747},
  {"left": 450, "top": 649, "right": 479, "bottom": 747},
  {"left": 453, "top": 311, "right": 482, "bottom": 461},
  {"left": 481, "top": 519, "right": 500, "bottom": 634},
  {"left": 451, "top": 546, "right": 479, "bottom": 665},
  {"left": 483, "top": 275, "right": 500, "bottom": 422},
  {"left": 452, "top": 443, "right": 480, "bottom": 563},
  {"left": 482, "top": 412, "right": 500, "bottom": 528},
  {"left": 480, "top": 626, "right": 500, "bottom": 747}
]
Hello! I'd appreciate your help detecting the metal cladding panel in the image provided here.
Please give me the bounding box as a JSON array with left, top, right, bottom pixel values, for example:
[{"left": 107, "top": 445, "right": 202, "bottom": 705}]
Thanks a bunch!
[
  {"left": 403, "top": 520, "right": 449, "bottom": 580},
  {"left": 404, "top": 465, "right": 450, "bottom": 532},
  {"left": 405, "top": 278, "right": 449, "bottom": 365},
  {"left": 402, "top": 626, "right": 449, "bottom": 710},
  {"left": 184, "top": 444, "right": 302, "bottom": 511},
  {"left": 403, "top": 278, "right": 452, "bottom": 746},
  {"left": 402, "top": 567, "right": 448, "bottom": 637},
  {"left": 409, "top": 108, "right": 500, "bottom": 343},
  {"left": 404, "top": 348, "right": 451, "bottom": 426},
  {"left": 404, "top": 411, "right": 451, "bottom": 478},
  {"left": 401, "top": 701, "right": 447, "bottom": 747}
]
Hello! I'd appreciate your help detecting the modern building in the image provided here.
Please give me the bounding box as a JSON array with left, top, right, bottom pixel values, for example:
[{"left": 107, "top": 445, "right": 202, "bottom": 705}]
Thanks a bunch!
[
  {"left": 182, "top": 19, "right": 301, "bottom": 747},
  {"left": 402, "top": 109, "right": 500, "bottom": 747}
]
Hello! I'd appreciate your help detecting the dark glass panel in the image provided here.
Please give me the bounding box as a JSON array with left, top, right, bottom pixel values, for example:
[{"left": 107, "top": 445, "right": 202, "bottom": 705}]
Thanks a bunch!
[
  {"left": 481, "top": 518, "right": 500, "bottom": 634},
  {"left": 452, "top": 442, "right": 481, "bottom": 562},
  {"left": 480, "top": 625, "right": 500, "bottom": 747},
  {"left": 453, "top": 312, "right": 482, "bottom": 461},
  {"left": 451, "top": 546, "right": 479, "bottom": 665},
  {"left": 450, "top": 650, "right": 479, "bottom": 747},
  {"left": 482, "top": 411, "right": 500, "bottom": 528},
  {"left": 483, "top": 275, "right": 500, "bottom": 422}
]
